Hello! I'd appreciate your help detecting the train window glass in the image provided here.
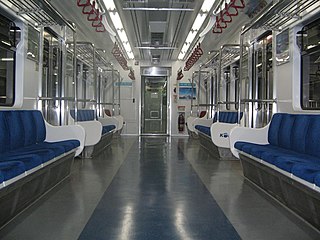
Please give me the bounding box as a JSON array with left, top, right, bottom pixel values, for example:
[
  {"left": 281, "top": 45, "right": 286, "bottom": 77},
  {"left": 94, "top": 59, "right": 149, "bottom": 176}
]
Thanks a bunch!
[
  {"left": 82, "top": 65, "right": 89, "bottom": 108},
  {"left": 27, "top": 26, "right": 39, "bottom": 62},
  {"left": 300, "top": 18, "right": 320, "bottom": 110},
  {"left": 233, "top": 65, "right": 239, "bottom": 110},
  {"left": 0, "top": 47, "right": 15, "bottom": 106},
  {"left": 0, "top": 15, "right": 19, "bottom": 107},
  {"left": 224, "top": 67, "right": 230, "bottom": 110},
  {"left": 65, "top": 50, "right": 74, "bottom": 97},
  {"left": 41, "top": 30, "right": 62, "bottom": 125},
  {"left": 275, "top": 29, "right": 290, "bottom": 65},
  {"left": 212, "top": 69, "right": 218, "bottom": 115},
  {"left": 251, "top": 31, "right": 273, "bottom": 128}
]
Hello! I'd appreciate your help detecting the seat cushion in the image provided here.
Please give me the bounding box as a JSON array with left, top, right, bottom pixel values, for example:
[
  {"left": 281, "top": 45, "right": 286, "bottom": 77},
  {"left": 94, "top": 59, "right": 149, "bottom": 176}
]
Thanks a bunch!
[
  {"left": 291, "top": 163, "right": 320, "bottom": 183},
  {"left": 195, "top": 125, "right": 211, "bottom": 136},
  {"left": 259, "top": 148, "right": 306, "bottom": 165},
  {"left": 0, "top": 161, "right": 25, "bottom": 181},
  {"left": 0, "top": 110, "right": 46, "bottom": 154},
  {"left": 234, "top": 142, "right": 272, "bottom": 159},
  {"left": 102, "top": 125, "right": 116, "bottom": 135},
  {"left": 268, "top": 113, "right": 320, "bottom": 158},
  {"left": 2, "top": 147, "right": 58, "bottom": 164},
  {"left": 42, "top": 140, "right": 80, "bottom": 153},
  {"left": 273, "top": 156, "right": 318, "bottom": 172},
  {"left": 314, "top": 174, "right": 320, "bottom": 187},
  {"left": 234, "top": 141, "right": 253, "bottom": 151},
  {"left": 0, "top": 154, "right": 43, "bottom": 171},
  {"left": 70, "top": 109, "right": 95, "bottom": 121}
]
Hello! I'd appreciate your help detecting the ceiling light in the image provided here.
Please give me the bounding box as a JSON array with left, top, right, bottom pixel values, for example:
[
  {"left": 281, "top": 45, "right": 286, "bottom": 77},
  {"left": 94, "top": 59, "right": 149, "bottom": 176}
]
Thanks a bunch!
[
  {"left": 127, "top": 51, "right": 134, "bottom": 59},
  {"left": 102, "top": 0, "right": 116, "bottom": 11},
  {"left": 1, "top": 40, "right": 11, "bottom": 46},
  {"left": 178, "top": 0, "right": 217, "bottom": 61},
  {"left": 0, "top": 58, "right": 14, "bottom": 61},
  {"left": 185, "top": 31, "right": 197, "bottom": 44},
  {"left": 192, "top": 13, "right": 207, "bottom": 31},
  {"left": 117, "top": 29, "right": 128, "bottom": 43},
  {"left": 103, "top": 0, "right": 134, "bottom": 60},
  {"left": 181, "top": 43, "right": 190, "bottom": 53},
  {"left": 109, "top": 12, "right": 124, "bottom": 30},
  {"left": 122, "top": 7, "right": 194, "bottom": 12},
  {"left": 201, "top": 0, "right": 215, "bottom": 12},
  {"left": 123, "top": 42, "right": 132, "bottom": 52}
]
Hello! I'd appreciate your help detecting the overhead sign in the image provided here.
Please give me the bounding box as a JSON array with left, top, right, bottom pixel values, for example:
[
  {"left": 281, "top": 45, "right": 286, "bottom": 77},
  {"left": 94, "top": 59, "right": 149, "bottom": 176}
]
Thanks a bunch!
[
  {"left": 114, "top": 82, "right": 133, "bottom": 87},
  {"left": 179, "top": 83, "right": 196, "bottom": 87}
]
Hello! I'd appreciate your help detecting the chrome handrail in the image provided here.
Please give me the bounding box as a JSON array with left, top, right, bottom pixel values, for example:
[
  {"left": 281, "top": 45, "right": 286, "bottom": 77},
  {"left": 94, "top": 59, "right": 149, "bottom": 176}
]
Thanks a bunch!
[{"left": 240, "top": 99, "right": 277, "bottom": 103}]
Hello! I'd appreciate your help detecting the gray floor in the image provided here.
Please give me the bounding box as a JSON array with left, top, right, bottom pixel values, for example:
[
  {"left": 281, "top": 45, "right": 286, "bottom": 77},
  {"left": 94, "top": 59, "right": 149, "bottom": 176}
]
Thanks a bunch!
[{"left": 0, "top": 136, "right": 319, "bottom": 240}]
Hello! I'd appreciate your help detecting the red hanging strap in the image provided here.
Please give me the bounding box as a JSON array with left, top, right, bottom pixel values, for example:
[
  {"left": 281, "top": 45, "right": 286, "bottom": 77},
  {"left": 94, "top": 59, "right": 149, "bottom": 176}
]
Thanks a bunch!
[
  {"left": 82, "top": 1, "right": 95, "bottom": 14},
  {"left": 229, "top": 0, "right": 245, "bottom": 9},
  {"left": 87, "top": 8, "right": 100, "bottom": 21},
  {"left": 77, "top": 0, "right": 90, "bottom": 7},
  {"left": 220, "top": 9, "right": 232, "bottom": 23},
  {"left": 225, "top": 2, "right": 238, "bottom": 16},
  {"left": 96, "top": 24, "right": 106, "bottom": 32}
]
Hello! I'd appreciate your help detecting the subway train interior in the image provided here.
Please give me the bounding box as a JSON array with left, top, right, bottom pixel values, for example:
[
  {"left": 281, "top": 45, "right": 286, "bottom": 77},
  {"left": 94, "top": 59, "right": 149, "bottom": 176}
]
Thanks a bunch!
[{"left": 1, "top": 0, "right": 320, "bottom": 239}]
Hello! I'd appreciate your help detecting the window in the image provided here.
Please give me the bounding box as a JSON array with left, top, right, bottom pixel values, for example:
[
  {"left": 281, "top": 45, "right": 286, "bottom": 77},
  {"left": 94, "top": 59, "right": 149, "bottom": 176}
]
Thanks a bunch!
[
  {"left": 224, "top": 68, "right": 230, "bottom": 110},
  {"left": 233, "top": 65, "right": 239, "bottom": 110},
  {"left": 27, "top": 25, "right": 40, "bottom": 62},
  {"left": 300, "top": 18, "right": 320, "bottom": 109},
  {"left": 0, "top": 15, "right": 19, "bottom": 106}
]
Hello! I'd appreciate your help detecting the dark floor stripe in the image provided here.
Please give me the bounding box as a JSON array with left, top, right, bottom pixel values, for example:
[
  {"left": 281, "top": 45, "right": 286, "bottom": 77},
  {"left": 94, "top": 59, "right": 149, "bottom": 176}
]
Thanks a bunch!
[{"left": 79, "top": 137, "right": 241, "bottom": 240}]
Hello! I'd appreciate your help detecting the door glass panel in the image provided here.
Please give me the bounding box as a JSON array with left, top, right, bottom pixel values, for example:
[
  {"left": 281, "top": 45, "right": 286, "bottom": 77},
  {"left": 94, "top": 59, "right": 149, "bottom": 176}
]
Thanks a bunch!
[
  {"left": 251, "top": 32, "right": 273, "bottom": 128},
  {"left": 0, "top": 47, "right": 14, "bottom": 106},
  {"left": 63, "top": 50, "right": 74, "bottom": 124},
  {"left": 42, "top": 30, "right": 61, "bottom": 125},
  {"left": 224, "top": 67, "right": 231, "bottom": 110},
  {"left": 142, "top": 76, "right": 167, "bottom": 134},
  {"left": 0, "top": 15, "right": 18, "bottom": 107},
  {"left": 300, "top": 17, "right": 320, "bottom": 109}
]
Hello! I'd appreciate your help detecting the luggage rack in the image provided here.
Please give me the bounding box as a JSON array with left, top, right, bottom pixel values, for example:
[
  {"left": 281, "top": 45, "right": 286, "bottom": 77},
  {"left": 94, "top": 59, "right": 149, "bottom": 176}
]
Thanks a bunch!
[
  {"left": 204, "top": 45, "right": 240, "bottom": 70},
  {"left": 1, "top": 0, "right": 75, "bottom": 30},
  {"left": 243, "top": 0, "right": 319, "bottom": 32},
  {"left": 75, "top": 43, "right": 111, "bottom": 71}
]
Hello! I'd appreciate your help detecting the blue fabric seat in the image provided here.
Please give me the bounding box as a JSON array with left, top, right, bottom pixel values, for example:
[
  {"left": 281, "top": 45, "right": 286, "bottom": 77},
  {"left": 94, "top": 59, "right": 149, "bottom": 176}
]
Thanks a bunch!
[
  {"left": 3, "top": 146, "right": 61, "bottom": 163},
  {"left": 71, "top": 109, "right": 115, "bottom": 136},
  {"left": 215, "top": 112, "right": 243, "bottom": 123},
  {"left": 0, "top": 161, "right": 25, "bottom": 181},
  {"left": 234, "top": 113, "right": 320, "bottom": 184},
  {"left": 70, "top": 109, "right": 96, "bottom": 121},
  {"left": 291, "top": 163, "right": 320, "bottom": 183},
  {"left": 102, "top": 125, "right": 116, "bottom": 135},
  {"left": 314, "top": 174, "right": 320, "bottom": 187},
  {"left": 195, "top": 125, "right": 211, "bottom": 136},
  {"left": 195, "top": 111, "right": 243, "bottom": 137},
  {"left": 273, "top": 156, "right": 319, "bottom": 172},
  {"left": 0, "top": 154, "right": 43, "bottom": 171},
  {"left": 0, "top": 110, "right": 80, "bottom": 182},
  {"left": 41, "top": 140, "right": 80, "bottom": 153}
]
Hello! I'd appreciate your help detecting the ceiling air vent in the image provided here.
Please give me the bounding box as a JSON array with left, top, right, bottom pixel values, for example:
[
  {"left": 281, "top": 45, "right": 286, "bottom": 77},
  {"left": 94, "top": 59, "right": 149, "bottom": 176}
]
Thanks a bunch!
[
  {"left": 151, "top": 32, "right": 164, "bottom": 46},
  {"left": 152, "top": 55, "right": 161, "bottom": 65},
  {"left": 175, "top": 0, "right": 195, "bottom": 2}
]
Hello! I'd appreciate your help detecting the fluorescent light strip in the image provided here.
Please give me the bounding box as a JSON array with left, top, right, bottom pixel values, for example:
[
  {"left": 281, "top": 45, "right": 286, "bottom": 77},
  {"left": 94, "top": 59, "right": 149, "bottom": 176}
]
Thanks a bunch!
[
  {"left": 103, "top": 0, "right": 134, "bottom": 60},
  {"left": 1, "top": 58, "right": 14, "bottom": 61},
  {"left": 178, "top": 0, "right": 217, "bottom": 60},
  {"left": 123, "top": 7, "right": 194, "bottom": 12}
]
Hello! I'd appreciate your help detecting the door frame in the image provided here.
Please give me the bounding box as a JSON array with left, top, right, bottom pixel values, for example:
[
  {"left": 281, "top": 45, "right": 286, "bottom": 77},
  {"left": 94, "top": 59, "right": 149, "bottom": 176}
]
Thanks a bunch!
[{"left": 140, "top": 67, "right": 171, "bottom": 136}]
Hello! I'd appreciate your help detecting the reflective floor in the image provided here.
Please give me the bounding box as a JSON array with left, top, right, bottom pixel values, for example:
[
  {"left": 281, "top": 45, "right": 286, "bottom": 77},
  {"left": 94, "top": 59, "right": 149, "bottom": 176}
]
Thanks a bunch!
[{"left": 0, "top": 136, "right": 319, "bottom": 240}]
